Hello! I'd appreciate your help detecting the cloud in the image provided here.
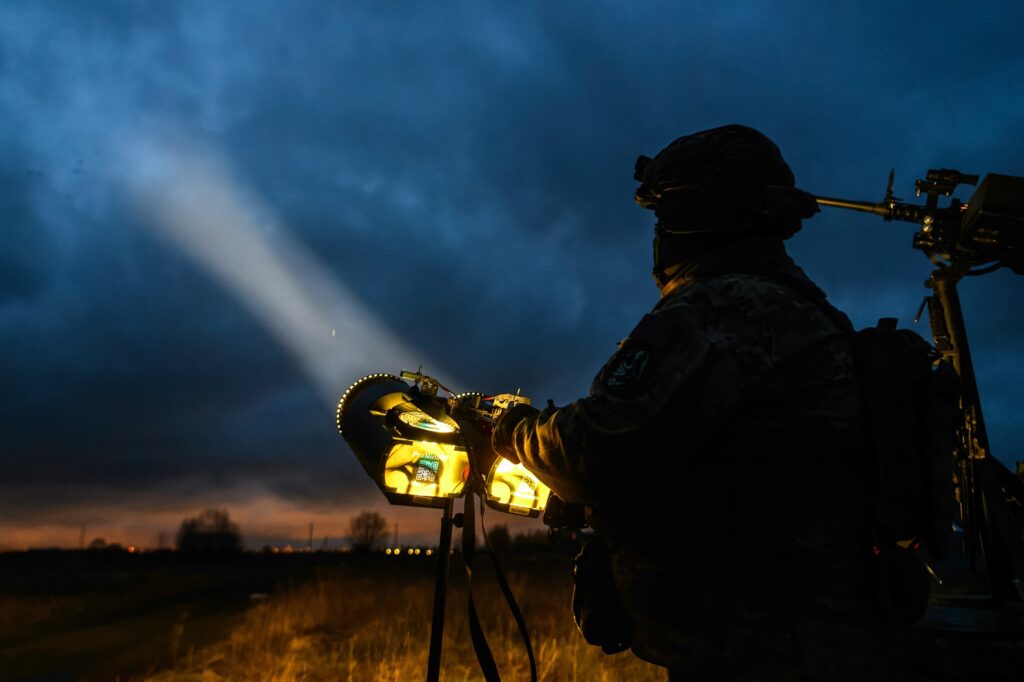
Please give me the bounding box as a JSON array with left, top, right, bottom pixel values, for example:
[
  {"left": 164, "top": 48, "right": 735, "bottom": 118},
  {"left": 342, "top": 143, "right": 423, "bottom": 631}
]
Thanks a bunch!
[
  {"left": 1, "top": 1, "right": 1023, "bottom": 547},
  {"left": 0, "top": 156, "right": 55, "bottom": 306}
]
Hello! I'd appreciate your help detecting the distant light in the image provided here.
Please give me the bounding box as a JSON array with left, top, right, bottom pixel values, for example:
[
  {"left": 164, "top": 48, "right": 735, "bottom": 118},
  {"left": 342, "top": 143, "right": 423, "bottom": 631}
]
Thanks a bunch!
[
  {"left": 414, "top": 548, "right": 421, "bottom": 555},
  {"left": 425, "top": 549, "right": 433, "bottom": 556},
  {"left": 127, "top": 546, "right": 136, "bottom": 554},
  {"left": 407, "top": 548, "right": 414, "bottom": 555},
  {"left": 385, "top": 548, "right": 392, "bottom": 555}
]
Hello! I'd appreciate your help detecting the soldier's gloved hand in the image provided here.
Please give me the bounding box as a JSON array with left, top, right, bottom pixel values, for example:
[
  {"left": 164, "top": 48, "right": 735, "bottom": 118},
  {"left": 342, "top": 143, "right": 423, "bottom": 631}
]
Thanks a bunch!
[
  {"left": 458, "top": 418, "right": 498, "bottom": 471},
  {"left": 491, "top": 403, "right": 540, "bottom": 465}
]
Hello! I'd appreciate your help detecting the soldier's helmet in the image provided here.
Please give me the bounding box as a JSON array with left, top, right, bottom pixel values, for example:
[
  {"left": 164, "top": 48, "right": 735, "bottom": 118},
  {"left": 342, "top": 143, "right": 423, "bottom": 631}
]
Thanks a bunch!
[{"left": 634, "top": 124, "right": 819, "bottom": 239}]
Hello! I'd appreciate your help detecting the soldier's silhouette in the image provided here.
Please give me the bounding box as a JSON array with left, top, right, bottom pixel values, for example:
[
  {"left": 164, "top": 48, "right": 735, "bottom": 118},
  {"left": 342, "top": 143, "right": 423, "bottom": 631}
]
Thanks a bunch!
[{"left": 493, "top": 125, "right": 903, "bottom": 680}]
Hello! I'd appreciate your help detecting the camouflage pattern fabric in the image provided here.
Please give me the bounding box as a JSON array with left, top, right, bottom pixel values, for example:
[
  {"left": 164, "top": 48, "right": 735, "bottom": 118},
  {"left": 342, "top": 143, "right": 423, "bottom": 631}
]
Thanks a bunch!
[{"left": 508, "top": 244, "right": 903, "bottom": 678}]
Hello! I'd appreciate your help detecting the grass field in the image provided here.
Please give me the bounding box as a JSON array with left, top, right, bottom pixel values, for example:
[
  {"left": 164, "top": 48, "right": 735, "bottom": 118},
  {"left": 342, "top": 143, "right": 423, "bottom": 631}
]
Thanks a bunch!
[
  {"left": 10, "top": 548, "right": 1022, "bottom": 680},
  {"left": 0, "top": 549, "right": 667, "bottom": 681},
  {"left": 150, "top": 555, "right": 666, "bottom": 682}
]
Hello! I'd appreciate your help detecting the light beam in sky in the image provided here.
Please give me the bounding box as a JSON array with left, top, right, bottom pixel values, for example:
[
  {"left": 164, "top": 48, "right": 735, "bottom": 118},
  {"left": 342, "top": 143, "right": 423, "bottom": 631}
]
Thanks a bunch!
[{"left": 121, "top": 131, "right": 456, "bottom": 409}]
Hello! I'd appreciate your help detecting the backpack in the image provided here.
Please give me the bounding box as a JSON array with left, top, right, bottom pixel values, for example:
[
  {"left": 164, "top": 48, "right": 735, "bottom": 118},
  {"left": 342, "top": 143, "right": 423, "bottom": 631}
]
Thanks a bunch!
[
  {"left": 761, "top": 270, "right": 960, "bottom": 622},
  {"left": 753, "top": 271, "right": 960, "bottom": 562},
  {"left": 849, "top": 317, "right": 960, "bottom": 622},
  {"left": 853, "top": 317, "right": 959, "bottom": 560}
]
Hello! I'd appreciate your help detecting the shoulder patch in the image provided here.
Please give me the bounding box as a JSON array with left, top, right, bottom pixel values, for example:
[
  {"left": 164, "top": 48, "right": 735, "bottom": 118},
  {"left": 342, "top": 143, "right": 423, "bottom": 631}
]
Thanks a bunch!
[{"left": 601, "top": 344, "right": 655, "bottom": 395}]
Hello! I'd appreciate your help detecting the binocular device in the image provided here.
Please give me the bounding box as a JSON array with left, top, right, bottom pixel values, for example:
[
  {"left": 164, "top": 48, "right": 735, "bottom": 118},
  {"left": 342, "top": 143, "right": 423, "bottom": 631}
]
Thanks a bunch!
[{"left": 336, "top": 369, "right": 552, "bottom": 517}]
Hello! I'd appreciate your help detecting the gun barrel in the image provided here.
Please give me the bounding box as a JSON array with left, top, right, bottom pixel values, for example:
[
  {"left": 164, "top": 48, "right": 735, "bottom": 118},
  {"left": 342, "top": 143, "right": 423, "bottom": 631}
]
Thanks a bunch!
[{"left": 815, "top": 196, "right": 889, "bottom": 217}]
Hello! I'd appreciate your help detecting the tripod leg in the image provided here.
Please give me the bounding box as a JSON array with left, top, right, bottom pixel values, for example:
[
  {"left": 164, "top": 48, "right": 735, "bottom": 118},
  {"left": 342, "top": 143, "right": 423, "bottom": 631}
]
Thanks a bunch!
[{"left": 427, "top": 499, "right": 455, "bottom": 682}]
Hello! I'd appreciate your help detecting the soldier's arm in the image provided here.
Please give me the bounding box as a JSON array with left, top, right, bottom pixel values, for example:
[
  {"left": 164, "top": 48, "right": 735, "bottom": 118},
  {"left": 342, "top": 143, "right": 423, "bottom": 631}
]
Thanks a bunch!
[{"left": 504, "top": 284, "right": 769, "bottom": 506}]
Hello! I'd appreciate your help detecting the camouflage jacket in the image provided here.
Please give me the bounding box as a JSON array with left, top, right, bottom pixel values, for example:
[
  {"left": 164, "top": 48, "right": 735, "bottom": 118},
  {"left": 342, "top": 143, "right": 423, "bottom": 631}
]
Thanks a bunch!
[{"left": 507, "top": 246, "right": 882, "bottom": 671}]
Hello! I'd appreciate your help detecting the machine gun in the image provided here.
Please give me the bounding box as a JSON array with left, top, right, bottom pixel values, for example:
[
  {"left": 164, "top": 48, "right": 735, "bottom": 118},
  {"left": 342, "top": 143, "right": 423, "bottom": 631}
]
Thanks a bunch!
[
  {"left": 818, "top": 169, "right": 1024, "bottom": 274},
  {"left": 817, "top": 169, "right": 1024, "bottom": 607}
]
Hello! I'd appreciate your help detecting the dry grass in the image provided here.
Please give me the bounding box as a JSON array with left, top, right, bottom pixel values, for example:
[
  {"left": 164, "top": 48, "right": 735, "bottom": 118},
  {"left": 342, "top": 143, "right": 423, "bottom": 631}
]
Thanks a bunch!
[
  {"left": 148, "top": 559, "right": 667, "bottom": 682},
  {"left": 0, "top": 594, "right": 89, "bottom": 634}
]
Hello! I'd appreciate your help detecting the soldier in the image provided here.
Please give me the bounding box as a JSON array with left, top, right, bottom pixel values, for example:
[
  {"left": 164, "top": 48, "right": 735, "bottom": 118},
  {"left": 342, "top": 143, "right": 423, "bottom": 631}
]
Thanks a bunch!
[{"left": 492, "top": 125, "right": 901, "bottom": 680}]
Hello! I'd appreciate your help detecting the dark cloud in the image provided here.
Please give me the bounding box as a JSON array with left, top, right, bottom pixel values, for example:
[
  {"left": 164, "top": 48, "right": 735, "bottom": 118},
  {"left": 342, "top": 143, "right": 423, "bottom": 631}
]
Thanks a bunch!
[
  {"left": 1, "top": 1, "right": 1022, "bottom": 544},
  {"left": 0, "top": 156, "right": 55, "bottom": 305}
]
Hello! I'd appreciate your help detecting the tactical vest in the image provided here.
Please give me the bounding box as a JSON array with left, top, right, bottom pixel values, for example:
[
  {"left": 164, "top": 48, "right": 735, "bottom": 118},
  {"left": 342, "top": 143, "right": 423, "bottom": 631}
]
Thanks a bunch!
[{"left": 590, "top": 271, "right": 873, "bottom": 645}]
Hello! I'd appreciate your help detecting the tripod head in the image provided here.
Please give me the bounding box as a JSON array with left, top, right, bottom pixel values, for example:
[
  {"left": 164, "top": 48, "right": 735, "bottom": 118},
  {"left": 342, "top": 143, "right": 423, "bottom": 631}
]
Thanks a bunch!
[{"left": 816, "top": 169, "right": 1024, "bottom": 275}]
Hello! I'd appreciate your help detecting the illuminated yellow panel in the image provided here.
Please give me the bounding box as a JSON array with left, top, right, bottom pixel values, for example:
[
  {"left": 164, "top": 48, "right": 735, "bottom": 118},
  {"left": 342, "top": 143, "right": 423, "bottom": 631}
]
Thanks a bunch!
[
  {"left": 382, "top": 441, "right": 469, "bottom": 499},
  {"left": 485, "top": 458, "right": 551, "bottom": 515},
  {"left": 394, "top": 403, "right": 457, "bottom": 434}
]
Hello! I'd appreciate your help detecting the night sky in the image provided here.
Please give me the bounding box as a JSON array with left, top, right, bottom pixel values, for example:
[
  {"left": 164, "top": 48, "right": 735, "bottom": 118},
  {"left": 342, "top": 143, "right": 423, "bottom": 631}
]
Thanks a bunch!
[{"left": 2, "top": 2, "right": 1023, "bottom": 549}]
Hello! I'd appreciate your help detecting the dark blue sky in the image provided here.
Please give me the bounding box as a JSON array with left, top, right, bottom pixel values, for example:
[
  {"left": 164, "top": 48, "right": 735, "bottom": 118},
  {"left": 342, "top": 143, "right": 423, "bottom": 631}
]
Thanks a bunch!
[{"left": 2, "top": 1, "right": 1022, "bottom": 548}]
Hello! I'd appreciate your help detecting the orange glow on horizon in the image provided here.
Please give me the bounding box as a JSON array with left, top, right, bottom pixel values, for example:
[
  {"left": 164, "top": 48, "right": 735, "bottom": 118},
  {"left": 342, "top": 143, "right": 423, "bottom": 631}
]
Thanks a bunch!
[{"left": 0, "top": 484, "right": 542, "bottom": 552}]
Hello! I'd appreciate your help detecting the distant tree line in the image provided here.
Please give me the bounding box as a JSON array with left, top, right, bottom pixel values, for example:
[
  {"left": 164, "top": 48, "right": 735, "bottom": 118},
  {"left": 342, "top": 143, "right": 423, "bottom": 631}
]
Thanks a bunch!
[
  {"left": 349, "top": 510, "right": 388, "bottom": 553},
  {"left": 169, "top": 508, "right": 573, "bottom": 557},
  {"left": 177, "top": 508, "right": 242, "bottom": 555},
  {"left": 484, "top": 524, "right": 552, "bottom": 554},
  {"left": 344, "top": 513, "right": 557, "bottom": 555}
]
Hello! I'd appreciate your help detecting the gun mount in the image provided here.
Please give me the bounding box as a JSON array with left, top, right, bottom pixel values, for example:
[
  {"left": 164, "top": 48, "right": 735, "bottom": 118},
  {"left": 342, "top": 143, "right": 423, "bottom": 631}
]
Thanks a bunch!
[{"left": 817, "top": 169, "right": 1024, "bottom": 611}]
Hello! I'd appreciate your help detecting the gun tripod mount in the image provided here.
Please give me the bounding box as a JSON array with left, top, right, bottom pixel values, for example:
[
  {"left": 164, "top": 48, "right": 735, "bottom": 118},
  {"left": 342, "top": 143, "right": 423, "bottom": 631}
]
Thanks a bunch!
[{"left": 817, "top": 168, "right": 1024, "bottom": 606}]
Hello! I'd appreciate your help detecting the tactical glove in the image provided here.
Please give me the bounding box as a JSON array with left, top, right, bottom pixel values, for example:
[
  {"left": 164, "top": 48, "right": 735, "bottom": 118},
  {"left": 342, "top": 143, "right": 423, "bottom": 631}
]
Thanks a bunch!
[{"left": 490, "top": 403, "right": 539, "bottom": 464}]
